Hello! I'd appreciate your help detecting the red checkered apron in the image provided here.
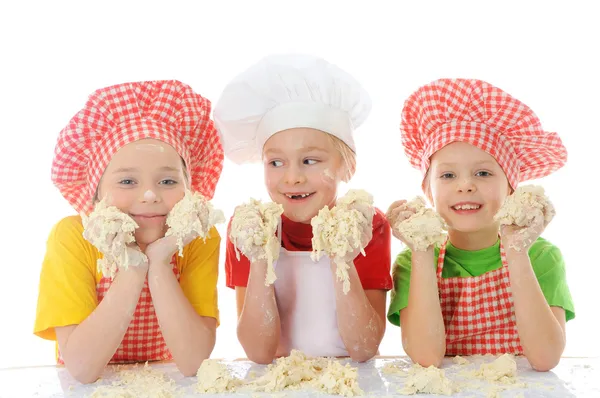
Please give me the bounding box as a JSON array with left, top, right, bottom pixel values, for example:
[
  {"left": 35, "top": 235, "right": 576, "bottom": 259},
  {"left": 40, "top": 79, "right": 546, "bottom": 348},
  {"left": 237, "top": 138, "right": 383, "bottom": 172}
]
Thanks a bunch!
[
  {"left": 57, "top": 257, "right": 180, "bottom": 364},
  {"left": 437, "top": 239, "right": 523, "bottom": 356}
]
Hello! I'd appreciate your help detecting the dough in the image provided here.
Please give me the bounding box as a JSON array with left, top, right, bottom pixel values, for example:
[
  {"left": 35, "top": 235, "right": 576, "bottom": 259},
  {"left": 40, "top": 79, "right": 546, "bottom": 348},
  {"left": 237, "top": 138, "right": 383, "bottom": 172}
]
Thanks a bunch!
[
  {"left": 474, "top": 354, "right": 517, "bottom": 383},
  {"left": 196, "top": 359, "right": 241, "bottom": 393},
  {"left": 89, "top": 363, "right": 177, "bottom": 397},
  {"left": 311, "top": 189, "right": 374, "bottom": 294},
  {"left": 394, "top": 197, "right": 447, "bottom": 252},
  {"left": 399, "top": 363, "right": 455, "bottom": 395},
  {"left": 82, "top": 199, "right": 147, "bottom": 279},
  {"left": 452, "top": 356, "right": 469, "bottom": 365},
  {"left": 494, "top": 185, "right": 555, "bottom": 251},
  {"left": 165, "top": 190, "right": 225, "bottom": 256},
  {"left": 246, "top": 350, "right": 362, "bottom": 397},
  {"left": 230, "top": 199, "right": 284, "bottom": 286}
]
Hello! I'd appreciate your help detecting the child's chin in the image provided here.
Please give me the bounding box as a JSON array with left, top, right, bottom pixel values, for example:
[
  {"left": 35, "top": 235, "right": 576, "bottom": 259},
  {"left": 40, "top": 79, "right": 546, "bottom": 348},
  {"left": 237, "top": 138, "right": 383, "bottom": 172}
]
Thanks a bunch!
[
  {"left": 135, "top": 229, "right": 166, "bottom": 246},
  {"left": 283, "top": 210, "right": 315, "bottom": 224}
]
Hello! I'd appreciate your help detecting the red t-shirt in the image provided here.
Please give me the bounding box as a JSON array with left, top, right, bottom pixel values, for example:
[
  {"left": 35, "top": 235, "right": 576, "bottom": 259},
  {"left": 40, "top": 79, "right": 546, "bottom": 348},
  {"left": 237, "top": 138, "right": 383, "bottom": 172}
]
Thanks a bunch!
[{"left": 225, "top": 208, "right": 392, "bottom": 290}]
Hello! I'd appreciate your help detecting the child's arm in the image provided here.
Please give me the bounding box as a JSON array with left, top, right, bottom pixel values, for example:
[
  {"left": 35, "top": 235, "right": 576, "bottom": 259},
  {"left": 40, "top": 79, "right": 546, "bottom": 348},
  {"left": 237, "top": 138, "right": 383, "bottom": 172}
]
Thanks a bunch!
[
  {"left": 55, "top": 266, "right": 148, "bottom": 384},
  {"left": 505, "top": 247, "right": 566, "bottom": 371},
  {"left": 148, "top": 262, "right": 217, "bottom": 376},
  {"left": 387, "top": 200, "right": 445, "bottom": 367},
  {"left": 235, "top": 259, "right": 281, "bottom": 364},
  {"left": 146, "top": 234, "right": 219, "bottom": 376},
  {"left": 398, "top": 249, "right": 445, "bottom": 367},
  {"left": 501, "top": 221, "right": 567, "bottom": 371},
  {"left": 331, "top": 264, "right": 386, "bottom": 362}
]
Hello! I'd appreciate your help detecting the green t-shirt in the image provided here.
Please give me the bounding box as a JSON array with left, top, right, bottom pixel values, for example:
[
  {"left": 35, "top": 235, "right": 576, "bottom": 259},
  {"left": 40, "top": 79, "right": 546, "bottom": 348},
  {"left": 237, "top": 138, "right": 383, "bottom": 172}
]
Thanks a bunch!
[{"left": 387, "top": 237, "right": 575, "bottom": 326}]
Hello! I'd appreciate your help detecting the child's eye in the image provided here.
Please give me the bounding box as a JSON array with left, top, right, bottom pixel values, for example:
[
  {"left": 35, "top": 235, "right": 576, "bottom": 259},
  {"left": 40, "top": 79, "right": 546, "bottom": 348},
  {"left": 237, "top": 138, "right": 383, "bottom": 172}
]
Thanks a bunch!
[
  {"left": 269, "top": 160, "right": 283, "bottom": 167},
  {"left": 440, "top": 172, "right": 455, "bottom": 179},
  {"left": 475, "top": 171, "right": 492, "bottom": 177},
  {"left": 159, "top": 179, "right": 178, "bottom": 185},
  {"left": 119, "top": 179, "right": 136, "bottom": 185},
  {"left": 304, "top": 159, "right": 318, "bottom": 165}
]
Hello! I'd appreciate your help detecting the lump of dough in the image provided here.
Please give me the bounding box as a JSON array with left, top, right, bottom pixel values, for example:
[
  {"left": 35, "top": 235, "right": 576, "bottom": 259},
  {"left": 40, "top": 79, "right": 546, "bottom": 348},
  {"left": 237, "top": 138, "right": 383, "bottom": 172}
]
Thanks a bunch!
[
  {"left": 196, "top": 359, "right": 241, "bottom": 393},
  {"left": 246, "top": 350, "right": 362, "bottom": 397},
  {"left": 494, "top": 185, "right": 555, "bottom": 251},
  {"left": 475, "top": 354, "right": 517, "bottom": 383},
  {"left": 165, "top": 190, "right": 225, "bottom": 257},
  {"left": 399, "top": 363, "right": 455, "bottom": 395},
  {"left": 311, "top": 189, "right": 374, "bottom": 294},
  {"left": 230, "top": 199, "right": 284, "bottom": 286},
  {"left": 452, "top": 356, "right": 469, "bottom": 365},
  {"left": 89, "top": 362, "right": 178, "bottom": 397},
  {"left": 394, "top": 196, "right": 447, "bottom": 252},
  {"left": 82, "top": 198, "right": 147, "bottom": 279}
]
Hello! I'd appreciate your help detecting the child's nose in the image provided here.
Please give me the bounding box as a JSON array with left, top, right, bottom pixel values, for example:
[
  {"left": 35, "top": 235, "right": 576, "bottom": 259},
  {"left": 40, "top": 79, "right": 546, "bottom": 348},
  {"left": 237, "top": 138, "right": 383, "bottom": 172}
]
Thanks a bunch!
[
  {"left": 457, "top": 178, "right": 476, "bottom": 193},
  {"left": 141, "top": 189, "right": 159, "bottom": 202},
  {"left": 284, "top": 165, "right": 306, "bottom": 185}
]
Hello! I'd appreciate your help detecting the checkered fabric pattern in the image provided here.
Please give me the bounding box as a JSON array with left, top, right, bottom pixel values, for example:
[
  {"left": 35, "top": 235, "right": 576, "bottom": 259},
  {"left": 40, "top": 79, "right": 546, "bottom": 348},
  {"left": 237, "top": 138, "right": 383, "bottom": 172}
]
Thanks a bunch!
[
  {"left": 51, "top": 80, "right": 224, "bottom": 214},
  {"left": 437, "top": 239, "right": 523, "bottom": 355},
  {"left": 400, "top": 79, "right": 567, "bottom": 189},
  {"left": 57, "top": 258, "right": 180, "bottom": 364}
]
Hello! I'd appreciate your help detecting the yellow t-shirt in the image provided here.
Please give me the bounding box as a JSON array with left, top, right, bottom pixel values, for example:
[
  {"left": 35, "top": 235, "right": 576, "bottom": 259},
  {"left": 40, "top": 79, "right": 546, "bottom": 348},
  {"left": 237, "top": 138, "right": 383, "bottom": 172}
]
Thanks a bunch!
[{"left": 34, "top": 215, "right": 220, "bottom": 343}]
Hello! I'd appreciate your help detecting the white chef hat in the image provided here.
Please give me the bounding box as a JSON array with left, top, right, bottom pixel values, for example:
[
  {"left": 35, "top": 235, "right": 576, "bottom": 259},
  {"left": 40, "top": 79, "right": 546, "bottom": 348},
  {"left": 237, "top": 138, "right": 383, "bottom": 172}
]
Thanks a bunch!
[{"left": 213, "top": 54, "right": 372, "bottom": 164}]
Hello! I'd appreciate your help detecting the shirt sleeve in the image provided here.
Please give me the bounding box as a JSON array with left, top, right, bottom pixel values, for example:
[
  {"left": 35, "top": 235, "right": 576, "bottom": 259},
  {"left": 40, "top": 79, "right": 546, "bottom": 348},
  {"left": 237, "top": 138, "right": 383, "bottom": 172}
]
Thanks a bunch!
[
  {"left": 529, "top": 238, "right": 575, "bottom": 322},
  {"left": 225, "top": 217, "right": 251, "bottom": 289},
  {"left": 353, "top": 208, "right": 393, "bottom": 290},
  {"left": 386, "top": 249, "right": 413, "bottom": 327},
  {"left": 178, "top": 227, "right": 221, "bottom": 325},
  {"left": 34, "top": 216, "right": 100, "bottom": 341}
]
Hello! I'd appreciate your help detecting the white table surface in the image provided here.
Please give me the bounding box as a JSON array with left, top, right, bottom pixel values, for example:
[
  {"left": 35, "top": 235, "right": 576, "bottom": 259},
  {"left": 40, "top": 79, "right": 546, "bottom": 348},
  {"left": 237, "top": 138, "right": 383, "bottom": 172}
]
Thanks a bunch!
[{"left": 0, "top": 356, "right": 597, "bottom": 398}]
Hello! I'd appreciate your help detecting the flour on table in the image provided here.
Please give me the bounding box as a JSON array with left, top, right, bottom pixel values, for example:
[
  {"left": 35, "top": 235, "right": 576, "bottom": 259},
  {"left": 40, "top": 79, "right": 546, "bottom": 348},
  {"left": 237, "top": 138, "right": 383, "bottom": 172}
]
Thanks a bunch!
[
  {"left": 196, "top": 359, "right": 241, "bottom": 393},
  {"left": 452, "top": 356, "right": 470, "bottom": 365},
  {"left": 398, "top": 363, "right": 455, "bottom": 395},
  {"left": 245, "top": 350, "right": 363, "bottom": 397},
  {"left": 88, "top": 363, "right": 178, "bottom": 397}
]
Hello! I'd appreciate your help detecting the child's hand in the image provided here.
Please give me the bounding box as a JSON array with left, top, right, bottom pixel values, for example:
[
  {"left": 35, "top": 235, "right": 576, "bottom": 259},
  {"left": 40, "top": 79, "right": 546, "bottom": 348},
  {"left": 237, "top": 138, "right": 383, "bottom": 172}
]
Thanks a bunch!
[
  {"left": 122, "top": 244, "right": 150, "bottom": 273},
  {"left": 338, "top": 201, "right": 374, "bottom": 263},
  {"left": 496, "top": 185, "right": 555, "bottom": 253},
  {"left": 230, "top": 204, "right": 280, "bottom": 264},
  {"left": 386, "top": 199, "right": 419, "bottom": 250},
  {"left": 145, "top": 231, "right": 198, "bottom": 266},
  {"left": 500, "top": 217, "right": 546, "bottom": 253}
]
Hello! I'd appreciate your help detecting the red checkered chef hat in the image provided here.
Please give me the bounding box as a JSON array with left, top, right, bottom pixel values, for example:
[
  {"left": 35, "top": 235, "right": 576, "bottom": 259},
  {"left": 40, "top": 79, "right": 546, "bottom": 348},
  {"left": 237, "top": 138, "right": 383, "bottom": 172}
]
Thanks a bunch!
[
  {"left": 400, "top": 78, "right": 567, "bottom": 189},
  {"left": 51, "top": 80, "right": 224, "bottom": 214}
]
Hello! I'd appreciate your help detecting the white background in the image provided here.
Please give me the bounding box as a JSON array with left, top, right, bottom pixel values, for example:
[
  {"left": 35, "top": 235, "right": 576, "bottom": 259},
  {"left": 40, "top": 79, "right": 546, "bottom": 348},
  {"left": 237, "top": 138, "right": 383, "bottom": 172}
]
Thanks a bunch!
[{"left": 0, "top": 0, "right": 598, "bottom": 369}]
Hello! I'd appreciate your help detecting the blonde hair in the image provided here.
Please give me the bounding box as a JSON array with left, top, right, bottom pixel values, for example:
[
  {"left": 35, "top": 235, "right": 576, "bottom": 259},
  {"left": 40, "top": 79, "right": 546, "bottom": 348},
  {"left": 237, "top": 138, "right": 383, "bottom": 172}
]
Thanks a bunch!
[{"left": 325, "top": 133, "right": 356, "bottom": 182}]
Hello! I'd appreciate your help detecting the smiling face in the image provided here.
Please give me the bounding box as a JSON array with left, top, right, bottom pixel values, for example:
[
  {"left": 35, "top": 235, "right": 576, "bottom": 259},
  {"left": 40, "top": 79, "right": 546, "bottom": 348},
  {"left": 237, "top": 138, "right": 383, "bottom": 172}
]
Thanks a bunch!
[
  {"left": 426, "top": 142, "right": 511, "bottom": 235},
  {"left": 262, "top": 128, "right": 351, "bottom": 223},
  {"left": 96, "top": 139, "right": 187, "bottom": 245}
]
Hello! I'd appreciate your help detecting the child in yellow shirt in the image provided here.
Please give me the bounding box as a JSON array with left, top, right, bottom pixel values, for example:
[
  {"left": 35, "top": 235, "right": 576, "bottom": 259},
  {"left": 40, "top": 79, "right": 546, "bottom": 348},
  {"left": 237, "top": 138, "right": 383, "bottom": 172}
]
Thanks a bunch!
[{"left": 34, "top": 80, "right": 224, "bottom": 383}]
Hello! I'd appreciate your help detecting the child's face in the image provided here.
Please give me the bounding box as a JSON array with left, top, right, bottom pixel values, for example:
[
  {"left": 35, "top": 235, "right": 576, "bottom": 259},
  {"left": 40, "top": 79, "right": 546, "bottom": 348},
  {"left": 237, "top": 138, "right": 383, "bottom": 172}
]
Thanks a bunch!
[
  {"left": 427, "top": 142, "right": 511, "bottom": 234},
  {"left": 97, "top": 139, "right": 187, "bottom": 246},
  {"left": 263, "top": 128, "right": 344, "bottom": 224}
]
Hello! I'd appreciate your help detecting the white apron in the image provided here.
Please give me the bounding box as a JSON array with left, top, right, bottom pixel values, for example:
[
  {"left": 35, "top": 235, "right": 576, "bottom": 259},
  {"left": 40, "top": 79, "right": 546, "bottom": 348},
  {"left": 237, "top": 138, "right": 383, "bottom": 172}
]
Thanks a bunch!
[{"left": 273, "top": 247, "right": 348, "bottom": 357}]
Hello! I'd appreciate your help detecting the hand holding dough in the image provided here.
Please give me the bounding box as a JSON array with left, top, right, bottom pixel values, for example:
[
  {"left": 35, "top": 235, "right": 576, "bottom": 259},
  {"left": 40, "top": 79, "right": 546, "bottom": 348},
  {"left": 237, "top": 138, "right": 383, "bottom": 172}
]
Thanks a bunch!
[
  {"left": 165, "top": 190, "right": 225, "bottom": 256},
  {"left": 82, "top": 198, "right": 148, "bottom": 278},
  {"left": 387, "top": 196, "right": 447, "bottom": 252},
  {"left": 495, "top": 185, "right": 555, "bottom": 251},
  {"left": 229, "top": 199, "right": 284, "bottom": 286},
  {"left": 311, "top": 189, "right": 374, "bottom": 294}
]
